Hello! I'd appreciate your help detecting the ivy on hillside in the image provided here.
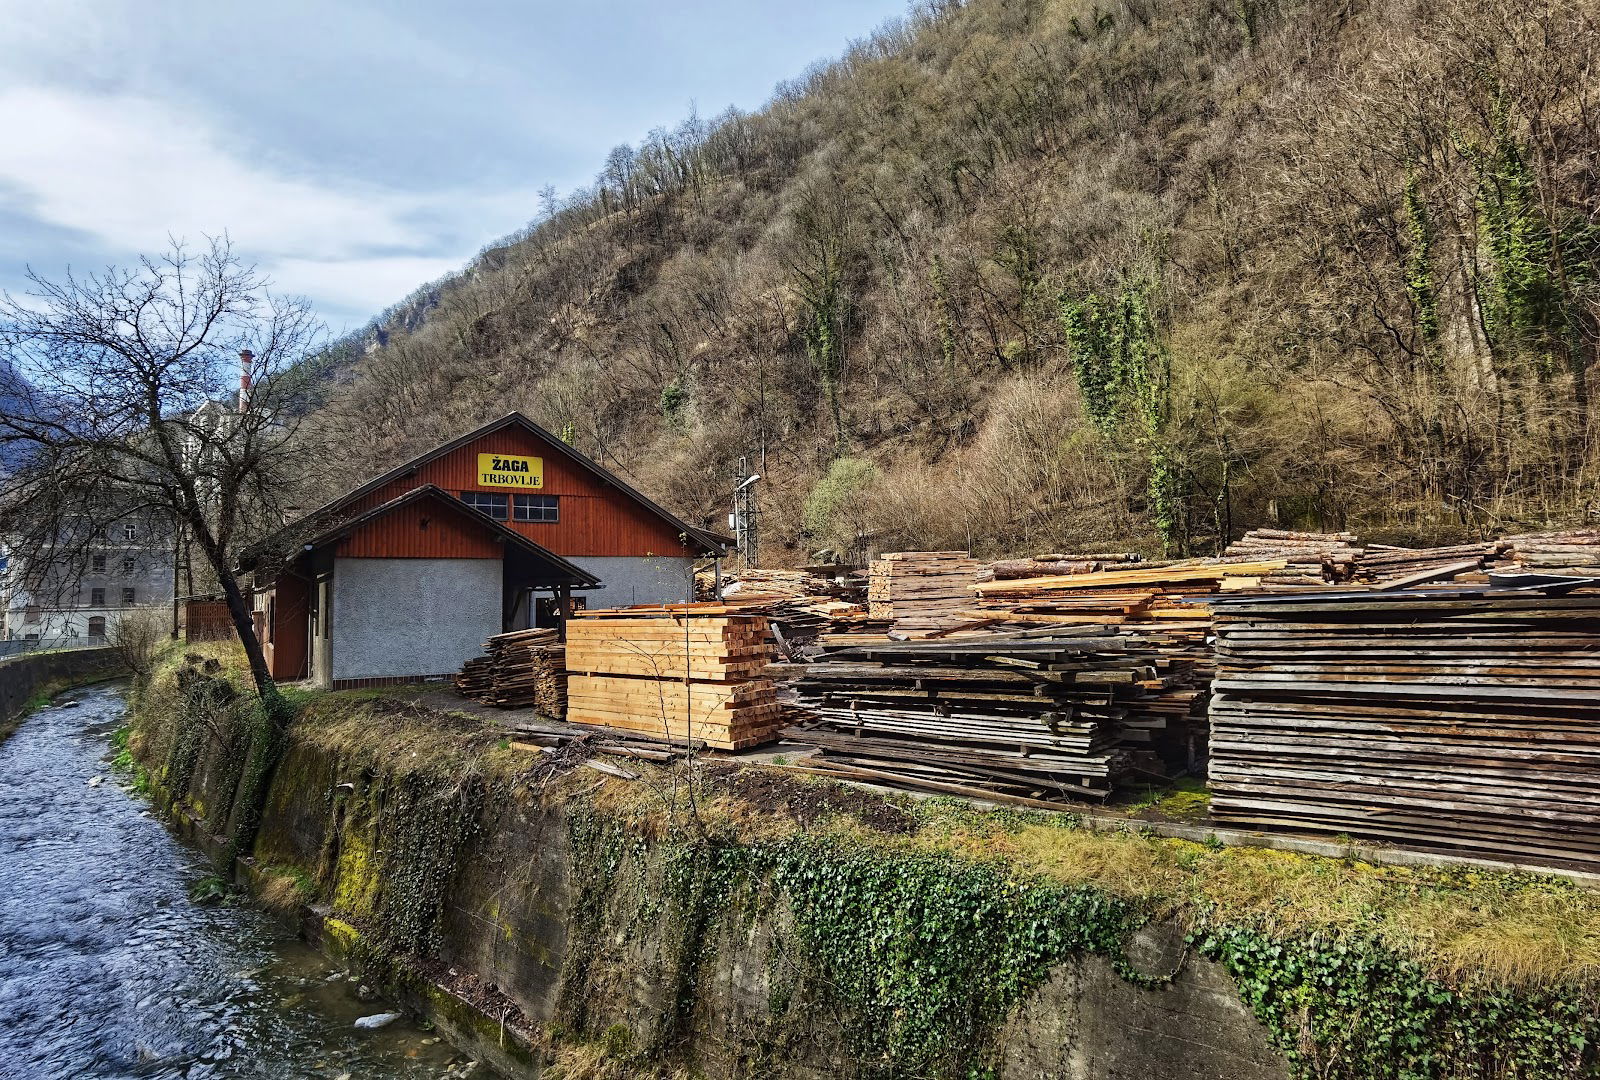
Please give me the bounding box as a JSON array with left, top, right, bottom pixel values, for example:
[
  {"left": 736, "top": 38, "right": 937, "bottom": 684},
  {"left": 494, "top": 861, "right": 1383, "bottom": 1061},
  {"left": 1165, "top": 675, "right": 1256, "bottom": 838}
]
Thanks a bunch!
[
  {"left": 1403, "top": 170, "right": 1440, "bottom": 347},
  {"left": 1059, "top": 276, "right": 1185, "bottom": 554},
  {"left": 1464, "top": 98, "right": 1569, "bottom": 374}
]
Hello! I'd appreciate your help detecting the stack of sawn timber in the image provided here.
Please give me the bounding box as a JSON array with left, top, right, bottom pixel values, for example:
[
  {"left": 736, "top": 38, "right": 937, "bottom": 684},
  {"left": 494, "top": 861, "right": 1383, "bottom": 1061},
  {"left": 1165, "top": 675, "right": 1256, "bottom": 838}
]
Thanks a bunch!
[
  {"left": 783, "top": 627, "right": 1202, "bottom": 805},
  {"left": 966, "top": 560, "right": 1293, "bottom": 625},
  {"left": 455, "top": 627, "right": 568, "bottom": 716},
  {"left": 565, "top": 613, "right": 779, "bottom": 750},
  {"left": 867, "top": 551, "right": 983, "bottom": 635},
  {"left": 1208, "top": 591, "right": 1600, "bottom": 871}
]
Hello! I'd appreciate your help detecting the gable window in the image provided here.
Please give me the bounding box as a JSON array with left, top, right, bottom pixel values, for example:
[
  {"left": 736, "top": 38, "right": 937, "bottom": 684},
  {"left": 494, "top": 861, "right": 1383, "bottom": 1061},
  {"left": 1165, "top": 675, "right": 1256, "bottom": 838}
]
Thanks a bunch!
[
  {"left": 513, "top": 494, "right": 559, "bottom": 523},
  {"left": 122, "top": 588, "right": 136, "bottom": 605},
  {"left": 459, "top": 491, "right": 509, "bottom": 520},
  {"left": 90, "top": 587, "right": 105, "bottom": 607},
  {"left": 91, "top": 554, "right": 106, "bottom": 573},
  {"left": 122, "top": 524, "right": 137, "bottom": 542}
]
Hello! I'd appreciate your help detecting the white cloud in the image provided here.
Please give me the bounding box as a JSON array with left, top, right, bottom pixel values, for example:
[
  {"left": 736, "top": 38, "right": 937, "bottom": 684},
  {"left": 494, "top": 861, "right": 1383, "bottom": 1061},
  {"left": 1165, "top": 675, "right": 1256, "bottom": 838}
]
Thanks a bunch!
[{"left": 0, "top": 86, "right": 537, "bottom": 326}]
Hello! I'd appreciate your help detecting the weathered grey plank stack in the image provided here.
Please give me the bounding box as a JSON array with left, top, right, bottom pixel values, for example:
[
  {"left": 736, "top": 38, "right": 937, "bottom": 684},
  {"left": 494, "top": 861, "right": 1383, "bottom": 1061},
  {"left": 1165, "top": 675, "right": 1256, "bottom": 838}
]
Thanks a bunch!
[
  {"left": 782, "top": 627, "right": 1207, "bottom": 804},
  {"left": 867, "top": 551, "right": 983, "bottom": 635},
  {"left": 455, "top": 627, "right": 568, "bottom": 716},
  {"left": 1209, "top": 591, "right": 1600, "bottom": 871}
]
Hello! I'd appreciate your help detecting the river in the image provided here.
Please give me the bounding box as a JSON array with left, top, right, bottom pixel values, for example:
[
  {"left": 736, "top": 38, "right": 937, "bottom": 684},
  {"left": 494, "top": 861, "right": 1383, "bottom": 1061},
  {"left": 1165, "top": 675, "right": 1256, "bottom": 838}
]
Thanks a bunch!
[{"left": 0, "top": 683, "right": 488, "bottom": 1080}]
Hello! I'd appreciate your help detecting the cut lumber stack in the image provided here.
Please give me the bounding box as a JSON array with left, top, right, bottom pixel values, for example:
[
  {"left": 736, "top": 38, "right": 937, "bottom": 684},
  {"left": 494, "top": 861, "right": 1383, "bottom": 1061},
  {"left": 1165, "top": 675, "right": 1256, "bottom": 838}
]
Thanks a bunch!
[
  {"left": 966, "top": 560, "right": 1292, "bottom": 625},
  {"left": 1208, "top": 591, "right": 1600, "bottom": 871},
  {"left": 1223, "top": 529, "right": 1361, "bottom": 584},
  {"left": 782, "top": 627, "right": 1207, "bottom": 804},
  {"left": 867, "top": 551, "right": 983, "bottom": 635},
  {"left": 565, "top": 613, "right": 779, "bottom": 750},
  {"left": 455, "top": 627, "right": 568, "bottom": 715}
]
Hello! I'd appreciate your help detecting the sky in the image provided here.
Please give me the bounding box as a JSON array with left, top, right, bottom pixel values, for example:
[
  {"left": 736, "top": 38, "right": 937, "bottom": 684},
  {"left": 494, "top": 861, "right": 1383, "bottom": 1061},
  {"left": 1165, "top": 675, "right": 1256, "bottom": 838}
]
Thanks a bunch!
[{"left": 1, "top": 0, "right": 909, "bottom": 331}]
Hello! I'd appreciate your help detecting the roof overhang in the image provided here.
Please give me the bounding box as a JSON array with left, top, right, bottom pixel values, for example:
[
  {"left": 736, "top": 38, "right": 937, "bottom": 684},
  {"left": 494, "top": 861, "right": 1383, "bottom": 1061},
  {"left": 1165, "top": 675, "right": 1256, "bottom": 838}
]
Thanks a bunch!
[{"left": 292, "top": 484, "right": 601, "bottom": 589}]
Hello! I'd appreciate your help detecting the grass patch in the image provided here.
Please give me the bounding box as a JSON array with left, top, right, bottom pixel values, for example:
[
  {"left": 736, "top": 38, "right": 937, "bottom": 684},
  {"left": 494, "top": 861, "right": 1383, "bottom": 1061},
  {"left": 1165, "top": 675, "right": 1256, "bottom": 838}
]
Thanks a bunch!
[
  {"left": 1124, "top": 775, "right": 1211, "bottom": 820},
  {"left": 255, "top": 862, "right": 319, "bottom": 915},
  {"left": 914, "top": 803, "right": 1600, "bottom": 989},
  {"left": 109, "top": 724, "right": 153, "bottom": 795}
]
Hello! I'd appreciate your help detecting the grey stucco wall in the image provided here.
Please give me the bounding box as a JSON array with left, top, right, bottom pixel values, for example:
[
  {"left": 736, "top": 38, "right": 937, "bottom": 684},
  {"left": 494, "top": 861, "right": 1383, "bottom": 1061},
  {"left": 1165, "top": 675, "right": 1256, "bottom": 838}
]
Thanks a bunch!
[
  {"left": 570, "top": 555, "right": 694, "bottom": 609},
  {"left": 331, "top": 557, "right": 502, "bottom": 682}
]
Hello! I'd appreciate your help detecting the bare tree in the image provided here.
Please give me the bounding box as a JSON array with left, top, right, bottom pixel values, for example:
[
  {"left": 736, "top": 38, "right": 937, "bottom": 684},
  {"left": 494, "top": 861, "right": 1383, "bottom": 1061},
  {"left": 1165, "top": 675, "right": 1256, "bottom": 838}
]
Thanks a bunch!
[{"left": 0, "top": 237, "right": 331, "bottom": 729}]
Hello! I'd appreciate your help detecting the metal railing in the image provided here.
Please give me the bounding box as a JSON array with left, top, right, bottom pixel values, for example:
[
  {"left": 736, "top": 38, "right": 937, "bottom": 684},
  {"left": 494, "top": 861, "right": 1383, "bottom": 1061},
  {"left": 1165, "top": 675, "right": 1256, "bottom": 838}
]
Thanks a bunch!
[{"left": 0, "top": 636, "right": 108, "bottom": 659}]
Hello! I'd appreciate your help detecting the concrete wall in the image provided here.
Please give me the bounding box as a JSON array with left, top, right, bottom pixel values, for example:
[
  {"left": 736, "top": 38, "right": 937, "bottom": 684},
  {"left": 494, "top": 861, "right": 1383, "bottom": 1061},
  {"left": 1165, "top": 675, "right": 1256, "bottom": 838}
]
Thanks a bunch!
[
  {"left": 330, "top": 557, "right": 502, "bottom": 682},
  {"left": 226, "top": 725, "right": 1291, "bottom": 1080},
  {"left": 570, "top": 555, "right": 694, "bottom": 609},
  {"left": 0, "top": 646, "right": 124, "bottom": 739}
]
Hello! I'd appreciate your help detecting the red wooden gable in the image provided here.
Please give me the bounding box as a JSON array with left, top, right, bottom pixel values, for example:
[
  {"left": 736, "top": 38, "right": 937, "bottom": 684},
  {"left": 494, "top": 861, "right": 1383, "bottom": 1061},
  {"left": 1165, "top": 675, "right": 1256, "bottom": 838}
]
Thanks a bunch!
[{"left": 341, "top": 423, "right": 697, "bottom": 559}]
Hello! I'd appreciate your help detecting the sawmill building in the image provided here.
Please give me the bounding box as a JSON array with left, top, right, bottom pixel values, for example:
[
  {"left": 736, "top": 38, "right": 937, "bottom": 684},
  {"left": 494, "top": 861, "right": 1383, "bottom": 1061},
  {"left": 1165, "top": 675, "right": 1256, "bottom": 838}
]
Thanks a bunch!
[{"left": 241, "top": 413, "right": 724, "bottom": 688}]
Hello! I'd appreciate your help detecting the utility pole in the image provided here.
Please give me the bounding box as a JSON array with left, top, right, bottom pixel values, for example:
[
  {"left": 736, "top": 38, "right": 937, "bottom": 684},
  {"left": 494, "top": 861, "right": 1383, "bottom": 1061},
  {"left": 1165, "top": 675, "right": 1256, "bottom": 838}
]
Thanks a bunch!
[{"left": 732, "top": 457, "right": 760, "bottom": 567}]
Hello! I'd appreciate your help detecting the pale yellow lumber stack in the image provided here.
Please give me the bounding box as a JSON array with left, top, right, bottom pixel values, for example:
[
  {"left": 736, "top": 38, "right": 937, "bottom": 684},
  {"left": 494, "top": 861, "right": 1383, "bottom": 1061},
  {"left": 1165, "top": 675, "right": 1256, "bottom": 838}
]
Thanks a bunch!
[{"left": 565, "top": 614, "right": 778, "bottom": 750}]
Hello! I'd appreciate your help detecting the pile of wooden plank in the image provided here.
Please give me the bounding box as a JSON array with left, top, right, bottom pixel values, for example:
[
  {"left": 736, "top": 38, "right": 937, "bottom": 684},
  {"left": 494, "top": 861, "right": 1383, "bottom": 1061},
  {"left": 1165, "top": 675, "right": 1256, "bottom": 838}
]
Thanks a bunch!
[
  {"left": 966, "top": 560, "right": 1291, "bottom": 626},
  {"left": 565, "top": 613, "right": 779, "bottom": 750},
  {"left": 1223, "top": 529, "right": 1360, "bottom": 584},
  {"left": 781, "top": 627, "right": 1208, "bottom": 805},
  {"left": 1209, "top": 591, "right": 1600, "bottom": 871},
  {"left": 867, "top": 551, "right": 984, "bottom": 635},
  {"left": 455, "top": 628, "right": 568, "bottom": 715}
]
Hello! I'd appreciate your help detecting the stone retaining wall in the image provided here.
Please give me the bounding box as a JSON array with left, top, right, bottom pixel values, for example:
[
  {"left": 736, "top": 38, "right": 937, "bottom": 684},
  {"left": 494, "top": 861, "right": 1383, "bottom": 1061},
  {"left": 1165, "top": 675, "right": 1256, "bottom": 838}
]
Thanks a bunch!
[{"left": 0, "top": 647, "right": 125, "bottom": 738}]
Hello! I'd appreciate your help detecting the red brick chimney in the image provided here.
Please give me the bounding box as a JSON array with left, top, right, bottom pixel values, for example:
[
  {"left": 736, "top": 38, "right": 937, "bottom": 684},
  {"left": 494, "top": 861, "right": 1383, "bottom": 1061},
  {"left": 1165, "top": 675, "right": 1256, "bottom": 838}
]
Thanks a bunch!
[{"left": 238, "top": 349, "right": 253, "bottom": 412}]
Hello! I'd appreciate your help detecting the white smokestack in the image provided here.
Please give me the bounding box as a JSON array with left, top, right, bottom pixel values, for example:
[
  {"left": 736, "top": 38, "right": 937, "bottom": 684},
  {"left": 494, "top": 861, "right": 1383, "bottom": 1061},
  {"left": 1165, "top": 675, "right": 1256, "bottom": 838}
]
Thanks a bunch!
[{"left": 238, "top": 349, "right": 254, "bottom": 413}]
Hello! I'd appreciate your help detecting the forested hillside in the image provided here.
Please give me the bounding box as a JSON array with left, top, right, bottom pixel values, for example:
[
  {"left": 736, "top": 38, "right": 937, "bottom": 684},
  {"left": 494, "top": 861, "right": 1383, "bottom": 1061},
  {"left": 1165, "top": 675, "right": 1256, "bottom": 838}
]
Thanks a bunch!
[{"left": 313, "top": 0, "right": 1600, "bottom": 562}]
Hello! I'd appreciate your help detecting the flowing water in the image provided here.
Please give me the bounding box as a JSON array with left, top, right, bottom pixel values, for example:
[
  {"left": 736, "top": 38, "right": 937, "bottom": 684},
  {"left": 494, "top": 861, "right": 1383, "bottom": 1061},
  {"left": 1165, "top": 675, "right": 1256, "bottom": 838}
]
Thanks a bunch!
[{"left": 0, "top": 683, "right": 489, "bottom": 1080}]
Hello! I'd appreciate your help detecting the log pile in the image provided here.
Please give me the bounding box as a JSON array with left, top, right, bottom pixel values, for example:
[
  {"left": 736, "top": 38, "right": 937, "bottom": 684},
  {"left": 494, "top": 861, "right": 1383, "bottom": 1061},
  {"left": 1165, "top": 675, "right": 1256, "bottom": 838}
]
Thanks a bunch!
[
  {"left": 1222, "top": 529, "right": 1360, "bottom": 584},
  {"left": 978, "top": 553, "right": 1146, "bottom": 582},
  {"left": 867, "top": 551, "right": 984, "bottom": 635},
  {"left": 1503, "top": 531, "right": 1600, "bottom": 576},
  {"left": 565, "top": 613, "right": 779, "bottom": 750},
  {"left": 454, "top": 628, "right": 568, "bottom": 715},
  {"left": 782, "top": 627, "right": 1208, "bottom": 804},
  {"left": 1208, "top": 591, "right": 1600, "bottom": 871},
  {"left": 1351, "top": 541, "right": 1501, "bottom": 586}
]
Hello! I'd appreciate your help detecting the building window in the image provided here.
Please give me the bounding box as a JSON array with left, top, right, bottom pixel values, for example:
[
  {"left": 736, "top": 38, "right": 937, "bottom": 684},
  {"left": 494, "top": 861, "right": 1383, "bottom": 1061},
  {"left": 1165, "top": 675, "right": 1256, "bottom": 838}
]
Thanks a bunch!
[
  {"left": 90, "top": 588, "right": 105, "bottom": 607},
  {"left": 122, "top": 524, "right": 137, "bottom": 542},
  {"left": 459, "top": 491, "right": 509, "bottom": 520},
  {"left": 513, "top": 494, "right": 559, "bottom": 523},
  {"left": 122, "top": 588, "right": 136, "bottom": 606},
  {"left": 87, "top": 616, "right": 106, "bottom": 639},
  {"left": 122, "top": 557, "right": 135, "bottom": 574},
  {"left": 91, "top": 554, "right": 106, "bottom": 573}
]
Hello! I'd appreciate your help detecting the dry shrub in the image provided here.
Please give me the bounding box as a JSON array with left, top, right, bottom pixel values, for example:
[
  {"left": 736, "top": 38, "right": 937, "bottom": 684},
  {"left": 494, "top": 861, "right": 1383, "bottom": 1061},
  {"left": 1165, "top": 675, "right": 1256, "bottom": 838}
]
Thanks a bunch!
[{"left": 108, "top": 605, "right": 171, "bottom": 682}]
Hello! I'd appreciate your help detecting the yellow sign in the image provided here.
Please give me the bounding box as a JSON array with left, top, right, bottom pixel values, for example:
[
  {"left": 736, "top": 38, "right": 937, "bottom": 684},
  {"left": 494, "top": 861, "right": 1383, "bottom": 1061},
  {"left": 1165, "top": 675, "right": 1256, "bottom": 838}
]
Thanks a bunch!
[{"left": 477, "top": 453, "right": 543, "bottom": 488}]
